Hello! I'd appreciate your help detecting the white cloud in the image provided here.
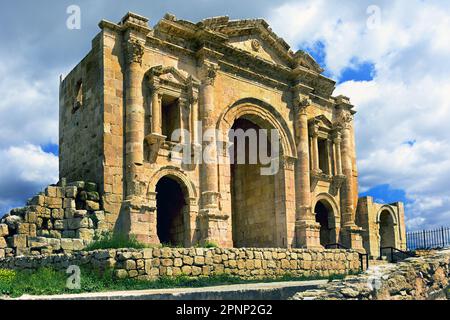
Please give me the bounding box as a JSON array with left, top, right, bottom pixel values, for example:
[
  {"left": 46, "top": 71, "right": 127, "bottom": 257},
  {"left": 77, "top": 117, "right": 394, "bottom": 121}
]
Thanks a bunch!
[
  {"left": 269, "top": 0, "right": 450, "bottom": 230},
  {"left": 0, "top": 144, "right": 58, "bottom": 216}
]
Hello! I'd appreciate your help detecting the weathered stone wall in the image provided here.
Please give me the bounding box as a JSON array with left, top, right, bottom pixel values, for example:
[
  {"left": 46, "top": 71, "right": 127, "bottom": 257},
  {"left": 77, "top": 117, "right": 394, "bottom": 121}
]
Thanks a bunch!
[
  {"left": 357, "top": 196, "right": 406, "bottom": 258},
  {"left": 0, "top": 247, "right": 360, "bottom": 280},
  {"left": 292, "top": 250, "right": 450, "bottom": 300},
  {"left": 59, "top": 34, "right": 104, "bottom": 187},
  {"left": 0, "top": 181, "right": 106, "bottom": 258}
]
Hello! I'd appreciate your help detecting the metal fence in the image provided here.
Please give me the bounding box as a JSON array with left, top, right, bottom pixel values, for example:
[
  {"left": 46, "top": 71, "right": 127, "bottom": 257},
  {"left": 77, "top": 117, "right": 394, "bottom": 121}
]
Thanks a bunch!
[{"left": 407, "top": 226, "right": 450, "bottom": 250}]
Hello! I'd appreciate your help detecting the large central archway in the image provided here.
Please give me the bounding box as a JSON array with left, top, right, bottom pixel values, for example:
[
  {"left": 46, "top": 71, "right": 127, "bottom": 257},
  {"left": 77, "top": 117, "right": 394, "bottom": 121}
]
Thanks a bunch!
[
  {"left": 155, "top": 176, "right": 186, "bottom": 246},
  {"left": 230, "top": 118, "right": 276, "bottom": 247}
]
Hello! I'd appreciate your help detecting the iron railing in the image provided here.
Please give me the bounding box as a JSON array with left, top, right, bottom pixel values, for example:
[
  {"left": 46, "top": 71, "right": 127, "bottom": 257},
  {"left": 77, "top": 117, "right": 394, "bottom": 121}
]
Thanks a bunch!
[
  {"left": 380, "top": 247, "right": 416, "bottom": 263},
  {"left": 325, "top": 243, "right": 369, "bottom": 271},
  {"left": 407, "top": 226, "right": 450, "bottom": 250}
]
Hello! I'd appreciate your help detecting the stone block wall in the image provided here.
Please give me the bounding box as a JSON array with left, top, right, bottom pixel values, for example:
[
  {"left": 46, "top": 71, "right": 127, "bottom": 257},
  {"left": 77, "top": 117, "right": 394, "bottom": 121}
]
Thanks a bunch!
[
  {"left": 0, "top": 247, "right": 361, "bottom": 280},
  {"left": 0, "top": 181, "right": 107, "bottom": 258}
]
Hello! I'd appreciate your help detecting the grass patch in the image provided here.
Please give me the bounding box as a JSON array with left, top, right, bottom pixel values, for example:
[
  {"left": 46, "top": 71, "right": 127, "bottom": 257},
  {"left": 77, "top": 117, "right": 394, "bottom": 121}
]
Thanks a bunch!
[
  {"left": 83, "top": 232, "right": 147, "bottom": 251},
  {"left": 0, "top": 267, "right": 354, "bottom": 298}
]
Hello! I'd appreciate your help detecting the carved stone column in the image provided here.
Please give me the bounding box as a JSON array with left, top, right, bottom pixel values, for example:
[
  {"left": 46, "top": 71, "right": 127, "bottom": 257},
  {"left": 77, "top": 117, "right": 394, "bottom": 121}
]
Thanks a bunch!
[
  {"left": 339, "top": 112, "right": 355, "bottom": 228},
  {"left": 310, "top": 124, "right": 320, "bottom": 173},
  {"left": 198, "top": 62, "right": 230, "bottom": 247},
  {"left": 151, "top": 86, "right": 162, "bottom": 135},
  {"left": 338, "top": 109, "right": 364, "bottom": 251},
  {"left": 293, "top": 97, "right": 321, "bottom": 248},
  {"left": 123, "top": 38, "right": 145, "bottom": 199},
  {"left": 333, "top": 130, "right": 343, "bottom": 176}
]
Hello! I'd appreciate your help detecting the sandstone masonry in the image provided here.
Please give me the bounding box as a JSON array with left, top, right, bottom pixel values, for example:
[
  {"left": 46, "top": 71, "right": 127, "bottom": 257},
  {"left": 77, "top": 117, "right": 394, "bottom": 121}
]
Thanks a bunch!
[
  {"left": 0, "top": 247, "right": 360, "bottom": 280},
  {"left": 0, "top": 180, "right": 106, "bottom": 258}
]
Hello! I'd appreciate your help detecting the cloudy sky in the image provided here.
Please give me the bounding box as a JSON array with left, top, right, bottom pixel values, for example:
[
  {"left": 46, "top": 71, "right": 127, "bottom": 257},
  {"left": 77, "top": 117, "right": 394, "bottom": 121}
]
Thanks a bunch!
[{"left": 0, "top": 0, "right": 449, "bottom": 231}]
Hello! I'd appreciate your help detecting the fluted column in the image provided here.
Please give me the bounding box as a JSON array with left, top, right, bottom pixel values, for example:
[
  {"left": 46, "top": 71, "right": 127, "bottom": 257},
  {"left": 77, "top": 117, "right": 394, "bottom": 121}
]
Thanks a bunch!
[{"left": 294, "top": 97, "right": 321, "bottom": 248}]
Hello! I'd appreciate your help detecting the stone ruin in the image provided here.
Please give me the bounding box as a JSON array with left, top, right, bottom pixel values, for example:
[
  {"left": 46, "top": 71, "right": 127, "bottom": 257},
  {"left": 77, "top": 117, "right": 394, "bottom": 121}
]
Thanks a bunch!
[{"left": 0, "top": 180, "right": 108, "bottom": 258}]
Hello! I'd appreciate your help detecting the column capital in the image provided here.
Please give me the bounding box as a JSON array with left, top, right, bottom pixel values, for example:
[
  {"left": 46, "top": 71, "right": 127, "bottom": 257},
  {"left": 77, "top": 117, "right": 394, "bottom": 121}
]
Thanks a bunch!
[
  {"left": 294, "top": 96, "right": 312, "bottom": 116},
  {"left": 124, "top": 38, "right": 145, "bottom": 66},
  {"left": 336, "top": 110, "right": 353, "bottom": 129},
  {"left": 199, "top": 62, "right": 219, "bottom": 86}
]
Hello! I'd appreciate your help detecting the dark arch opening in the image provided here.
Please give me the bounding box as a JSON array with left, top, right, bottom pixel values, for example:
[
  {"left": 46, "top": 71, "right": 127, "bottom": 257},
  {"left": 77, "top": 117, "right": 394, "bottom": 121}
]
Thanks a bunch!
[
  {"left": 230, "top": 117, "right": 276, "bottom": 248},
  {"left": 155, "top": 176, "right": 186, "bottom": 246},
  {"left": 379, "top": 210, "right": 396, "bottom": 249},
  {"left": 314, "top": 201, "right": 333, "bottom": 246}
]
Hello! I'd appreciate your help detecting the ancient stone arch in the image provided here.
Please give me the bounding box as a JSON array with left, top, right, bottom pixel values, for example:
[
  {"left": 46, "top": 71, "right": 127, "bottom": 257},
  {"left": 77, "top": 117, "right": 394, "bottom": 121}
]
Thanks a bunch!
[
  {"left": 313, "top": 193, "right": 341, "bottom": 245},
  {"left": 216, "top": 97, "right": 297, "bottom": 158},
  {"left": 376, "top": 206, "right": 398, "bottom": 225},
  {"left": 216, "top": 98, "right": 297, "bottom": 248},
  {"left": 147, "top": 167, "right": 198, "bottom": 246},
  {"left": 377, "top": 206, "right": 398, "bottom": 251}
]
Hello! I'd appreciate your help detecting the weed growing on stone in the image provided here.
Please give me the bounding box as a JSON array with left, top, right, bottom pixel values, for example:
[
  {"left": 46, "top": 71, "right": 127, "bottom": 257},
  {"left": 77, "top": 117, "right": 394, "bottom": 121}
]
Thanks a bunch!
[{"left": 83, "top": 231, "right": 147, "bottom": 251}]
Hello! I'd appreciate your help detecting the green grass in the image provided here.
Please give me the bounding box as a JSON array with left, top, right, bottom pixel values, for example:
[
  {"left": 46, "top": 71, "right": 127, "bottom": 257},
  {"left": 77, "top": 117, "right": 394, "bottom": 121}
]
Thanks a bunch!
[
  {"left": 0, "top": 267, "right": 355, "bottom": 298},
  {"left": 83, "top": 232, "right": 147, "bottom": 251}
]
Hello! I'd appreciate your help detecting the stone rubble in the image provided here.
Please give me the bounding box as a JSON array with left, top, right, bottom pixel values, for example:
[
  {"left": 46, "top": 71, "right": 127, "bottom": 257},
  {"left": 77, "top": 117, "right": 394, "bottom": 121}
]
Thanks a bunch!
[
  {"left": 0, "top": 180, "right": 107, "bottom": 258},
  {"left": 291, "top": 249, "right": 450, "bottom": 300}
]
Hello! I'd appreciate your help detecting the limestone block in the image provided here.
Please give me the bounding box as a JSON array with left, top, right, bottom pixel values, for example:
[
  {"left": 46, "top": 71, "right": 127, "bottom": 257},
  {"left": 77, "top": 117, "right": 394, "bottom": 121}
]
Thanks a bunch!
[
  {"left": 49, "top": 230, "right": 62, "bottom": 239},
  {"left": 85, "top": 201, "right": 100, "bottom": 211},
  {"left": 63, "top": 199, "right": 76, "bottom": 209},
  {"left": 174, "top": 258, "right": 183, "bottom": 267},
  {"left": 181, "top": 265, "right": 192, "bottom": 275},
  {"left": 183, "top": 256, "right": 193, "bottom": 265},
  {"left": 46, "top": 197, "right": 63, "bottom": 209},
  {"left": 115, "top": 269, "right": 128, "bottom": 279},
  {"left": 62, "top": 230, "right": 76, "bottom": 238},
  {"left": 73, "top": 210, "right": 87, "bottom": 218},
  {"left": 11, "top": 234, "right": 29, "bottom": 251},
  {"left": 0, "top": 249, "right": 4, "bottom": 259},
  {"left": 53, "top": 220, "right": 64, "bottom": 230},
  {"left": 194, "top": 256, "right": 205, "bottom": 265},
  {"left": 0, "top": 224, "right": 8, "bottom": 237},
  {"left": 65, "top": 186, "right": 78, "bottom": 198},
  {"left": 60, "top": 239, "right": 74, "bottom": 251},
  {"left": 192, "top": 266, "right": 202, "bottom": 276},
  {"left": 72, "top": 239, "right": 84, "bottom": 251},
  {"left": 0, "top": 237, "right": 7, "bottom": 249},
  {"left": 142, "top": 248, "right": 153, "bottom": 259},
  {"left": 25, "top": 211, "right": 37, "bottom": 224},
  {"left": 162, "top": 259, "right": 173, "bottom": 267},
  {"left": 29, "top": 195, "right": 45, "bottom": 206},
  {"left": 76, "top": 228, "right": 94, "bottom": 241},
  {"left": 46, "top": 186, "right": 63, "bottom": 198},
  {"left": 125, "top": 259, "right": 137, "bottom": 270}
]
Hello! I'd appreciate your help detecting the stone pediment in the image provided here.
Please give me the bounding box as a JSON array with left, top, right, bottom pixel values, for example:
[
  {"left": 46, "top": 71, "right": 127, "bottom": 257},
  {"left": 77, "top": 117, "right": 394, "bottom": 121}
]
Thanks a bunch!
[
  {"left": 309, "top": 114, "right": 333, "bottom": 131},
  {"left": 146, "top": 65, "right": 200, "bottom": 89},
  {"left": 202, "top": 17, "right": 294, "bottom": 67}
]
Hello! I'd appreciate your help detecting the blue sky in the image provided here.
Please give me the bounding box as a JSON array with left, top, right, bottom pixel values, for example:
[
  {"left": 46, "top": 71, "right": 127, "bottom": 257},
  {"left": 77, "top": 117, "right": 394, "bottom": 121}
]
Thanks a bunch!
[{"left": 1, "top": 0, "right": 449, "bottom": 231}]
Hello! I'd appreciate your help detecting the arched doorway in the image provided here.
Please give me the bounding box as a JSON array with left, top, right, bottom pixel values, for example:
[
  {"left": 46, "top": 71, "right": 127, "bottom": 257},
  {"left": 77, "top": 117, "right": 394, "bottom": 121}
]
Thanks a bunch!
[
  {"left": 379, "top": 210, "right": 396, "bottom": 249},
  {"left": 314, "top": 200, "right": 335, "bottom": 246},
  {"left": 230, "top": 117, "right": 276, "bottom": 247},
  {"left": 155, "top": 176, "right": 186, "bottom": 246}
]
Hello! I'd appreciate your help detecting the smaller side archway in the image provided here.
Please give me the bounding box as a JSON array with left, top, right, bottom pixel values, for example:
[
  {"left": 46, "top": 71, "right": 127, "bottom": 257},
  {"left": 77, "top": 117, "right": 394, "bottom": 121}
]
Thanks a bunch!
[
  {"left": 377, "top": 207, "right": 398, "bottom": 250},
  {"left": 147, "top": 167, "right": 199, "bottom": 246},
  {"left": 313, "top": 194, "right": 340, "bottom": 246}
]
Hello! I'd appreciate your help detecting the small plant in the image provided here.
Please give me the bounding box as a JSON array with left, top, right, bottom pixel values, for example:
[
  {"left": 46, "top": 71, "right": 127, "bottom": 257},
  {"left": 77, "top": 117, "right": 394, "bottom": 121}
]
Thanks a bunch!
[
  {"left": 84, "top": 231, "right": 147, "bottom": 251},
  {"left": 0, "top": 269, "right": 16, "bottom": 295},
  {"left": 194, "top": 240, "right": 218, "bottom": 248}
]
